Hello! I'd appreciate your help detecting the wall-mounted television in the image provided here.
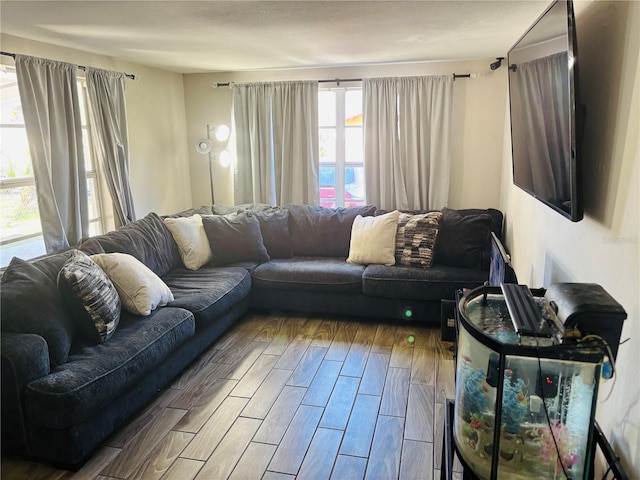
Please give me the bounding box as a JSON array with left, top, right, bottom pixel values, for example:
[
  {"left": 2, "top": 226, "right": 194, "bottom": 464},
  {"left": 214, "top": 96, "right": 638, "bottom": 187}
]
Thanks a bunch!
[{"left": 508, "top": 0, "right": 583, "bottom": 222}]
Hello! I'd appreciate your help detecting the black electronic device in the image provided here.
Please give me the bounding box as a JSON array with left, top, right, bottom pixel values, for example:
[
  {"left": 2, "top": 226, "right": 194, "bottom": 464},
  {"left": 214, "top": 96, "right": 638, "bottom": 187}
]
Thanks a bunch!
[{"left": 508, "top": 0, "right": 584, "bottom": 222}]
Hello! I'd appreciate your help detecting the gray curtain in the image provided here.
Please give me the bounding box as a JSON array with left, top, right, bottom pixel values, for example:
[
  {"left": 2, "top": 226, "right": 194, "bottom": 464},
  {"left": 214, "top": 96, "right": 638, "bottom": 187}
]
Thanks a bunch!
[
  {"left": 363, "top": 75, "right": 453, "bottom": 211},
  {"left": 232, "top": 81, "right": 319, "bottom": 206},
  {"left": 15, "top": 55, "right": 89, "bottom": 253},
  {"left": 85, "top": 67, "right": 136, "bottom": 226},
  {"left": 510, "top": 52, "right": 570, "bottom": 204}
]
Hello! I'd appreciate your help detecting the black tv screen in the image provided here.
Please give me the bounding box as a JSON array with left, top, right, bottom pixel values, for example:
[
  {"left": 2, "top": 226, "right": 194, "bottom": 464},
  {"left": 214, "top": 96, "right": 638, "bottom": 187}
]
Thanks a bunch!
[{"left": 508, "top": 0, "right": 583, "bottom": 222}]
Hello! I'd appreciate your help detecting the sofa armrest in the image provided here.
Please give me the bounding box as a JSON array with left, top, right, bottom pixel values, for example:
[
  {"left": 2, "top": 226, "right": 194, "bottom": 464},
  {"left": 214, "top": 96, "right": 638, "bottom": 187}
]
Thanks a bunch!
[{"left": 1, "top": 332, "right": 50, "bottom": 454}]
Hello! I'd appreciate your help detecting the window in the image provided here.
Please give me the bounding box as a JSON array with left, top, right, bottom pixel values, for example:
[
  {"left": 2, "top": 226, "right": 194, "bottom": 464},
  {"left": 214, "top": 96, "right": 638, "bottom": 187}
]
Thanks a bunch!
[
  {"left": 318, "top": 88, "right": 365, "bottom": 208},
  {"left": 0, "top": 69, "right": 105, "bottom": 267}
]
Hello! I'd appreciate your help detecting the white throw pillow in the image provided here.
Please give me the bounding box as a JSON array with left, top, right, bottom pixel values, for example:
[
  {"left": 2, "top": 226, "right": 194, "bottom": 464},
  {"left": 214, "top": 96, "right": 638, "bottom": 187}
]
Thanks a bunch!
[
  {"left": 91, "top": 253, "right": 174, "bottom": 316},
  {"left": 164, "top": 214, "right": 213, "bottom": 270},
  {"left": 347, "top": 210, "right": 400, "bottom": 266}
]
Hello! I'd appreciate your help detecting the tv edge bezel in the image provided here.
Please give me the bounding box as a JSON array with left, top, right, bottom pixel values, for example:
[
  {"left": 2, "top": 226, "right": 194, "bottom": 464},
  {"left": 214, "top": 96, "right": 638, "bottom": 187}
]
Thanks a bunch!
[{"left": 507, "top": 0, "right": 583, "bottom": 222}]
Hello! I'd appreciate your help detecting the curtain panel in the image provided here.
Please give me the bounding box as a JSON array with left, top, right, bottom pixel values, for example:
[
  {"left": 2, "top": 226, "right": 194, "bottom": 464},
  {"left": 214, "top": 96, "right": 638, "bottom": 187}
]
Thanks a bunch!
[
  {"left": 15, "top": 55, "right": 89, "bottom": 253},
  {"left": 85, "top": 67, "right": 136, "bottom": 226},
  {"left": 363, "top": 75, "right": 453, "bottom": 211},
  {"left": 232, "top": 81, "right": 319, "bottom": 206}
]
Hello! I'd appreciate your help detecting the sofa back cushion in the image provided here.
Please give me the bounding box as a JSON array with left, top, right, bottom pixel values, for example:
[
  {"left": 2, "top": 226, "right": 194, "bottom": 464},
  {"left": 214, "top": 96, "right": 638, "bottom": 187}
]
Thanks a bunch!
[
  {"left": 1, "top": 256, "right": 76, "bottom": 367},
  {"left": 91, "top": 213, "right": 180, "bottom": 277},
  {"left": 286, "top": 204, "right": 376, "bottom": 257},
  {"left": 252, "top": 208, "right": 293, "bottom": 259},
  {"left": 202, "top": 212, "right": 270, "bottom": 266}
]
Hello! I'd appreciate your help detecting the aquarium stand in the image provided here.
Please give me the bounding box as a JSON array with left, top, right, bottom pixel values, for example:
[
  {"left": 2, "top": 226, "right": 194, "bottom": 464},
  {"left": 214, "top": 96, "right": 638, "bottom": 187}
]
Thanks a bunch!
[{"left": 443, "top": 399, "right": 629, "bottom": 480}]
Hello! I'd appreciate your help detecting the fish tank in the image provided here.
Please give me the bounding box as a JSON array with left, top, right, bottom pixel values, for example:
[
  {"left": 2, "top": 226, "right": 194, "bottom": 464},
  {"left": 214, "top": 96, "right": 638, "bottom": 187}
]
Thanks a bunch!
[{"left": 453, "top": 285, "right": 609, "bottom": 480}]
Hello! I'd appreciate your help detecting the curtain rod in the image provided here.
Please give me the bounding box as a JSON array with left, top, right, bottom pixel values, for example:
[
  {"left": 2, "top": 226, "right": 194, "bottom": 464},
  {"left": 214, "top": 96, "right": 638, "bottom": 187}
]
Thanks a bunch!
[
  {"left": 212, "top": 73, "right": 472, "bottom": 88},
  {"left": 0, "top": 51, "right": 137, "bottom": 80}
]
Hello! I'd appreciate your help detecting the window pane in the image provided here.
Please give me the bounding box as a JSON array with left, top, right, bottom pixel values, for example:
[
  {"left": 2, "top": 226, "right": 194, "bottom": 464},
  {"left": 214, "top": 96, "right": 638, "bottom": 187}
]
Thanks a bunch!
[
  {"left": 0, "top": 128, "right": 32, "bottom": 179},
  {"left": 0, "top": 184, "right": 42, "bottom": 242},
  {"left": 319, "top": 128, "right": 336, "bottom": 163},
  {"left": 0, "top": 235, "right": 45, "bottom": 267},
  {"left": 82, "top": 129, "right": 95, "bottom": 172},
  {"left": 319, "top": 165, "right": 336, "bottom": 208},
  {"left": 345, "top": 166, "right": 365, "bottom": 206},
  {"left": 345, "top": 89, "right": 362, "bottom": 126},
  {"left": 345, "top": 127, "right": 363, "bottom": 164},
  {"left": 318, "top": 90, "right": 336, "bottom": 127},
  {"left": 0, "top": 72, "right": 24, "bottom": 124},
  {"left": 89, "top": 220, "right": 103, "bottom": 236},
  {"left": 87, "top": 176, "right": 101, "bottom": 221}
]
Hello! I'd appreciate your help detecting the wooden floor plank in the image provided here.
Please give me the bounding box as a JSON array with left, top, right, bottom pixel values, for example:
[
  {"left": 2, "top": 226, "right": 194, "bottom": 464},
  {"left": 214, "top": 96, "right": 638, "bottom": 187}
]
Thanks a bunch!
[
  {"left": 229, "top": 353, "right": 279, "bottom": 398},
  {"left": 169, "top": 361, "right": 231, "bottom": 410},
  {"left": 359, "top": 352, "right": 390, "bottom": 396},
  {"left": 297, "top": 427, "right": 343, "bottom": 480},
  {"left": 158, "top": 458, "right": 203, "bottom": 480},
  {"left": 389, "top": 330, "right": 415, "bottom": 369},
  {"left": 364, "top": 415, "right": 404, "bottom": 480},
  {"left": 340, "top": 394, "right": 381, "bottom": 457},
  {"left": 254, "top": 386, "right": 307, "bottom": 444},
  {"left": 240, "top": 368, "right": 292, "bottom": 419},
  {"left": 325, "top": 321, "right": 360, "bottom": 361},
  {"left": 302, "top": 359, "right": 343, "bottom": 407},
  {"left": 174, "top": 378, "right": 238, "bottom": 433},
  {"left": 405, "top": 383, "right": 435, "bottom": 442},
  {"left": 253, "top": 314, "right": 288, "bottom": 343},
  {"left": 129, "top": 430, "right": 194, "bottom": 480},
  {"left": 330, "top": 455, "right": 367, "bottom": 480},
  {"left": 380, "top": 367, "right": 411, "bottom": 417},
  {"left": 341, "top": 323, "right": 376, "bottom": 377},
  {"left": 274, "top": 337, "right": 313, "bottom": 370},
  {"left": 287, "top": 346, "right": 327, "bottom": 387},
  {"left": 410, "top": 347, "right": 436, "bottom": 385},
  {"left": 100, "top": 407, "right": 186, "bottom": 478},
  {"left": 224, "top": 340, "right": 269, "bottom": 381},
  {"left": 228, "top": 442, "right": 278, "bottom": 480},
  {"left": 268, "top": 405, "right": 324, "bottom": 475},
  {"left": 371, "top": 322, "right": 397, "bottom": 353},
  {"left": 310, "top": 317, "right": 341, "bottom": 348},
  {"left": 194, "top": 417, "right": 261, "bottom": 480},
  {"left": 435, "top": 355, "right": 456, "bottom": 404},
  {"left": 399, "top": 439, "right": 434, "bottom": 480},
  {"left": 319, "top": 375, "right": 360, "bottom": 430},
  {"left": 180, "top": 395, "right": 248, "bottom": 461},
  {"left": 262, "top": 316, "right": 306, "bottom": 355}
]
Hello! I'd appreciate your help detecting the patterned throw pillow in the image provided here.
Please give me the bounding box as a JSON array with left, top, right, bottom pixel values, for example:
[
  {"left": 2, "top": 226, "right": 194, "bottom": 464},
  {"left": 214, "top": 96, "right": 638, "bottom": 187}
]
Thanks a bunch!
[
  {"left": 395, "top": 212, "right": 442, "bottom": 268},
  {"left": 58, "top": 250, "right": 121, "bottom": 343}
]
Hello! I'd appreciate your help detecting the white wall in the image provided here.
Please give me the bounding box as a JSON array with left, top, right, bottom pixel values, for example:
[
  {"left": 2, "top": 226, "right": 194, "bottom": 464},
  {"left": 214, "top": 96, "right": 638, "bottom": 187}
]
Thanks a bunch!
[
  {"left": 0, "top": 34, "right": 192, "bottom": 220},
  {"left": 183, "top": 59, "right": 508, "bottom": 209},
  {"left": 500, "top": 1, "right": 639, "bottom": 476}
]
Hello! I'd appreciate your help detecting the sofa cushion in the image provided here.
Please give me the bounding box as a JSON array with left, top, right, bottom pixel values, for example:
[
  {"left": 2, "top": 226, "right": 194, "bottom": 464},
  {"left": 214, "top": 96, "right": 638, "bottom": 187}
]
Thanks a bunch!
[
  {"left": 91, "top": 253, "right": 174, "bottom": 316},
  {"left": 163, "top": 214, "right": 213, "bottom": 270},
  {"left": 202, "top": 212, "right": 270, "bottom": 266},
  {"left": 1, "top": 257, "right": 76, "bottom": 367},
  {"left": 433, "top": 208, "right": 492, "bottom": 270},
  {"left": 211, "top": 203, "right": 273, "bottom": 215},
  {"left": 58, "top": 250, "right": 121, "bottom": 344},
  {"left": 347, "top": 211, "right": 400, "bottom": 266},
  {"left": 163, "top": 205, "right": 213, "bottom": 218},
  {"left": 286, "top": 204, "right": 376, "bottom": 257},
  {"left": 24, "top": 307, "right": 195, "bottom": 429},
  {"left": 395, "top": 212, "right": 442, "bottom": 268},
  {"left": 91, "top": 212, "right": 180, "bottom": 277},
  {"left": 362, "top": 264, "right": 488, "bottom": 301},
  {"left": 252, "top": 257, "right": 365, "bottom": 294},
  {"left": 252, "top": 208, "right": 293, "bottom": 259},
  {"left": 163, "top": 266, "right": 251, "bottom": 327}
]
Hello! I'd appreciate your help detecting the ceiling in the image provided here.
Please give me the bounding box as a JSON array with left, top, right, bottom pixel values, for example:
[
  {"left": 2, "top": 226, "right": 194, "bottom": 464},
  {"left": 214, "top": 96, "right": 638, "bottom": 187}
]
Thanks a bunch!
[{"left": 0, "top": 1, "right": 552, "bottom": 74}]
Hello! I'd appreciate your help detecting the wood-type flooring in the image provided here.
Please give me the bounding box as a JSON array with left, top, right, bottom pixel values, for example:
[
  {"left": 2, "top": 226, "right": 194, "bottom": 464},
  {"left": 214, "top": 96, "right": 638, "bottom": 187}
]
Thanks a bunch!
[{"left": 1, "top": 312, "right": 463, "bottom": 480}]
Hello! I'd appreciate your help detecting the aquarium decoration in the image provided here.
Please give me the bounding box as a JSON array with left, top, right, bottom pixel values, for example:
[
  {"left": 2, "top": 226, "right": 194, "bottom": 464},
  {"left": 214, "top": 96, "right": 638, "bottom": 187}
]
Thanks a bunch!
[{"left": 501, "top": 369, "right": 529, "bottom": 434}]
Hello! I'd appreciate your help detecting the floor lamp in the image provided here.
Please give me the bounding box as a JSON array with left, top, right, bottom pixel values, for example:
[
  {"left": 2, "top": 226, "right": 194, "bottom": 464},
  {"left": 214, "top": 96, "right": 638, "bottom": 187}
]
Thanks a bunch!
[{"left": 195, "top": 124, "right": 230, "bottom": 205}]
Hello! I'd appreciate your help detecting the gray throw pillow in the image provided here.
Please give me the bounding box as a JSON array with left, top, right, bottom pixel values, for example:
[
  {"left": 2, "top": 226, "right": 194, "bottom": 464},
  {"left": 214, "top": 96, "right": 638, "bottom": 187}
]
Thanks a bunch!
[
  {"left": 58, "top": 250, "right": 121, "bottom": 344},
  {"left": 252, "top": 208, "right": 293, "bottom": 259},
  {"left": 202, "top": 212, "right": 270, "bottom": 266}
]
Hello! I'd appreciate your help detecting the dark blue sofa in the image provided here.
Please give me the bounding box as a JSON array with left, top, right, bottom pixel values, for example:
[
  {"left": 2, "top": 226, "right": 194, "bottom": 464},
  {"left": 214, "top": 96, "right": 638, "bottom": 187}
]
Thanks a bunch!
[{"left": 0, "top": 203, "right": 503, "bottom": 469}]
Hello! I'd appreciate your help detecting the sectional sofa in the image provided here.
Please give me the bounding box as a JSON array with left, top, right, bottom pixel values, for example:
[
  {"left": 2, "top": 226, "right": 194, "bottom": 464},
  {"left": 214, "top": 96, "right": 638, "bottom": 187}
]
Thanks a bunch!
[{"left": 0, "top": 203, "right": 504, "bottom": 469}]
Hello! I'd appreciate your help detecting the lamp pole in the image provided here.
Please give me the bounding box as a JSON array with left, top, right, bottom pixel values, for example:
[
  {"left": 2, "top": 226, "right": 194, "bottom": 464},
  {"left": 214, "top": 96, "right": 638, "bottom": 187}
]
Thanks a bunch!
[{"left": 206, "top": 124, "right": 215, "bottom": 205}]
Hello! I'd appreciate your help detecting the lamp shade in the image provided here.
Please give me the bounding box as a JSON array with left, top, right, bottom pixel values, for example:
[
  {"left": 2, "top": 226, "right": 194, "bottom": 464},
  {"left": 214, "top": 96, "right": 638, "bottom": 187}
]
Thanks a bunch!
[{"left": 195, "top": 137, "right": 212, "bottom": 154}]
